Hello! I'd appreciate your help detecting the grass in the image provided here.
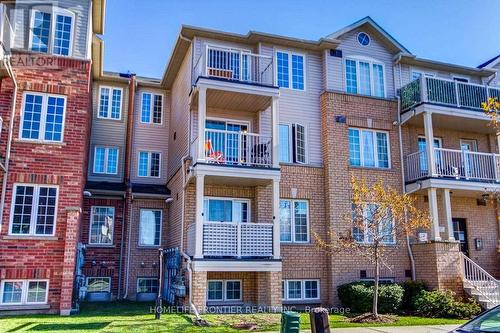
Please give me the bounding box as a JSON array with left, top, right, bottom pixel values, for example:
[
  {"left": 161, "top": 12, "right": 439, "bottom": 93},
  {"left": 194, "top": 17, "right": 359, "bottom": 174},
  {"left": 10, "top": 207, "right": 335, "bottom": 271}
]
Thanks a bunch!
[{"left": 0, "top": 301, "right": 466, "bottom": 332}]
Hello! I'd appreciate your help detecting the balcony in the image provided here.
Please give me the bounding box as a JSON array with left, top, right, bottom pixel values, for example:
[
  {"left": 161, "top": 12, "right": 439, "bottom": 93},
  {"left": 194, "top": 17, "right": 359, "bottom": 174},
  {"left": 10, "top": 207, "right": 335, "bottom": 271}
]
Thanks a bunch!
[
  {"left": 187, "top": 222, "right": 274, "bottom": 259},
  {"left": 193, "top": 45, "right": 275, "bottom": 87},
  {"left": 400, "top": 77, "right": 500, "bottom": 114},
  {"left": 405, "top": 148, "right": 500, "bottom": 184}
]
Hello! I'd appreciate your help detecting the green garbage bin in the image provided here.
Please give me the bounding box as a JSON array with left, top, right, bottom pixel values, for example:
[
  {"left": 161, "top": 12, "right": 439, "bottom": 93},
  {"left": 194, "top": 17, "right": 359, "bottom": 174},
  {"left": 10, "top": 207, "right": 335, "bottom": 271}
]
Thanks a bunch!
[{"left": 281, "top": 311, "right": 300, "bottom": 333}]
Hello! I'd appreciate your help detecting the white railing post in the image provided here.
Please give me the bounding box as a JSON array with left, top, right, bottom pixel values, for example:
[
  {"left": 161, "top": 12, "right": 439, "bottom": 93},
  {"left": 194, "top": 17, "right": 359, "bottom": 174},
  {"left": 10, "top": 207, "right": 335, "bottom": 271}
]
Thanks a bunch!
[
  {"left": 271, "top": 96, "right": 280, "bottom": 168},
  {"left": 272, "top": 179, "right": 281, "bottom": 259},
  {"left": 204, "top": 44, "right": 209, "bottom": 77},
  {"left": 454, "top": 81, "right": 461, "bottom": 107},
  {"left": 237, "top": 223, "right": 242, "bottom": 258},
  {"left": 237, "top": 132, "right": 242, "bottom": 165},
  {"left": 420, "top": 76, "right": 428, "bottom": 102},
  {"left": 197, "top": 87, "right": 207, "bottom": 162},
  {"left": 463, "top": 150, "right": 470, "bottom": 180},
  {"left": 495, "top": 154, "right": 500, "bottom": 182},
  {"left": 423, "top": 112, "right": 437, "bottom": 176},
  {"left": 194, "top": 174, "right": 205, "bottom": 259}
]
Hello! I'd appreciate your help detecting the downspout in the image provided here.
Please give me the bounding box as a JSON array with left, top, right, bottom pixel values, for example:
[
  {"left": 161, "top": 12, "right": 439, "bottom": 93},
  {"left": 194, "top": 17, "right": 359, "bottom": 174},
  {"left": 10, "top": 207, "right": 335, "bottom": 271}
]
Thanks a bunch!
[
  {"left": 395, "top": 58, "right": 416, "bottom": 280},
  {"left": 121, "top": 74, "right": 137, "bottom": 299},
  {"left": 0, "top": 57, "right": 17, "bottom": 234},
  {"left": 180, "top": 251, "right": 202, "bottom": 321}
]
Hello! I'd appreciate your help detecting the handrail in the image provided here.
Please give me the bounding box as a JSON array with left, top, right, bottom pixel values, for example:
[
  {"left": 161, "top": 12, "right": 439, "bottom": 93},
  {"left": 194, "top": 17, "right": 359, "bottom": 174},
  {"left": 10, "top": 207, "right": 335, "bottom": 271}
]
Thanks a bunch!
[
  {"left": 206, "top": 44, "right": 273, "bottom": 60},
  {"left": 460, "top": 253, "right": 500, "bottom": 305}
]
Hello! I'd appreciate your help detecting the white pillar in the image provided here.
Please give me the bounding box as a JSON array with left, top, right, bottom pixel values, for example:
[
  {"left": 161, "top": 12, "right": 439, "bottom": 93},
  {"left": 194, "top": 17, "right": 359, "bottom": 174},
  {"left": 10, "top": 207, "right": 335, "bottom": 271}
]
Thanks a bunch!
[
  {"left": 194, "top": 174, "right": 205, "bottom": 259},
  {"left": 423, "top": 112, "right": 436, "bottom": 177},
  {"left": 272, "top": 179, "right": 281, "bottom": 259},
  {"left": 427, "top": 188, "right": 441, "bottom": 241},
  {"left": 197, "top": 87, "right": 207, "bottom": 162},
  {"left": 271, "top": 96, "right": 280, "bottom": 168},
  {"left": 443, "top": 189, "right": 455, "bottom": 241}
]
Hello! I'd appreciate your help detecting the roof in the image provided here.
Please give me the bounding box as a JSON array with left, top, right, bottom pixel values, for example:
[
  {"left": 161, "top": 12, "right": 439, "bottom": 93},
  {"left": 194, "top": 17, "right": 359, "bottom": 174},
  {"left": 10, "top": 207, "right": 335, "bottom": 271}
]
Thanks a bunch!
[
  {"left": 326, "top": 16, "right": 411, "bottom": 54},
  {"left": 161, "top": 25, "right": 341, "bottom": 87},
  {"left": 98, "top": 71, "right": 162, "bottom": 87},
  {"left": 478, "top": 55, "right": 500, "bottom": 69},
  {"left": 131, "top": 183, "right": 171, "bottom": 198},
  {"left": 85, "top": 181, "right": 126, "bottom": 196}
]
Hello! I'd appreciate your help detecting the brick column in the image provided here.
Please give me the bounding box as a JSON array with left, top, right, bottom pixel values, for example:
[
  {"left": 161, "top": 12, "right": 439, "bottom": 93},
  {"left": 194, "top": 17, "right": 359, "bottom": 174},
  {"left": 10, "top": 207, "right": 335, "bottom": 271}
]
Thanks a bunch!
[
  {"left": 411, "top": 242, "right": 463, "bottom": 297},
  {"left": 191, "top": 270, "right": 207, "bottom": 313},
  {"left": 60, "top": 207, "right": 81, "bottom": 315},
  {"left": 256, "top": 271, "right": 282, "bottom": 308}
]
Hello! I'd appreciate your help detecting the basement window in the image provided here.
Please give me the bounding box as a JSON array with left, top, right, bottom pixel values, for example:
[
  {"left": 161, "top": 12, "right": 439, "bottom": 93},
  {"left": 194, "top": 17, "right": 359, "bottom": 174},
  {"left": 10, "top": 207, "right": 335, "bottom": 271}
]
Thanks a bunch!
[{"left": 0, "top": 280, "right": 49, "bottom": 305}]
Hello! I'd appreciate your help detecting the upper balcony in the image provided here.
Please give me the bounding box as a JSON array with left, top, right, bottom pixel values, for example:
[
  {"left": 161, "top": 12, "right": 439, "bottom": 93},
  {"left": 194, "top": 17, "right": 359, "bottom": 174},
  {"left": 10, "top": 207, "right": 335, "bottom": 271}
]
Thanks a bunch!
[{"left": 399, "top": 76, "right": 500, "bottom": 129}]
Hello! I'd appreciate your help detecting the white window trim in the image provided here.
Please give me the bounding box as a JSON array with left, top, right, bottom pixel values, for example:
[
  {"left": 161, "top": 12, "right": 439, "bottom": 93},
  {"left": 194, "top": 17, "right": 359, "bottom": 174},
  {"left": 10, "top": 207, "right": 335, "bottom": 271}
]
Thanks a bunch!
[
  {"left": 137, "top": 151, "right": 162, "bottom": 178},
  {"left": 28, "top": 6, "right": 75, "bottom": 56},
  {"left": 138, "top": 209, "right": 162, "bottom": 247},
  {"left": 279, "top": 123, "right": 308, "bottom": 165},
  {"left": 282, "top": 279, "right": 320, "bottom": 301},
  {"left": 418, "top": 135, "right": 442, "bottom": 148},
  {"left": 349, "top": 127, "right": 391, "bottom": 169},
  {"left": 136, "top": 277, "right": 159, "bottom": 293},
  {"left": 140, "top": 92, "right": 164, "bottom": 125},
  {"left": 97, "top": 86, "right": 123, "bottom": 120},
  {"left": 357, "top": 32, "right": 371, "bottom": 46},
  {"left": 203, "top": 197, "right": 251, "bottom": 223},
  {"left": 86, "top": 277, "right": 111, "bottom": 293},
  {"left": 19, "top": 92, "right": 67, "bottom": 143},
  {"left": 460, "top": 139, "right": 478, "bottom": 152},
  {"left": 207, "top": 279, "right": 242, "bottom": 302},
  {"left": 293, "top": 123, "right": 308, "bottom": 164},
  {"left": 88, "top": 206, "right": 115, "bottom": 246},
  {"left": 279, "top": 123, "right": 292, "bottom": 164},
  {"left": 93, "top": 146, "right": 119, "bottom": 175},
  {"left": 206, "top": 117, "right": 251, "bottom": 131},
  {"left": 344, "top": 56, "right": 387, "bottom": 98},
  {"left": 354, "top": 204, "right": 396, "bottom": 245},
  {"left": 8, "top": 183, "right": 59, "bottom": 237},
  {"left": 452, "top": 75, "right": 470, "bottom": 83},
  {"left": 410, "top": 68, "right": 437, "bottom": 82},
  {"left": 280, "top": 199, "right": 310, "bottom": 244},
  {"left": 0, "top": 279, "right": 49, "bottom": 305},
  {"left": 275, "top": 50, "right": 307, "bottom": 91}
]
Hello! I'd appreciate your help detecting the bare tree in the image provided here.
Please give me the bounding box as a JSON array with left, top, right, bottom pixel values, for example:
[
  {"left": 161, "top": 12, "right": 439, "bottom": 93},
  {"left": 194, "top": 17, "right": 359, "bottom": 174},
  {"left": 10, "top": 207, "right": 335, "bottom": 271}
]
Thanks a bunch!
[{"left": 314, "top": 177, "right": 430, "bottom": 319}]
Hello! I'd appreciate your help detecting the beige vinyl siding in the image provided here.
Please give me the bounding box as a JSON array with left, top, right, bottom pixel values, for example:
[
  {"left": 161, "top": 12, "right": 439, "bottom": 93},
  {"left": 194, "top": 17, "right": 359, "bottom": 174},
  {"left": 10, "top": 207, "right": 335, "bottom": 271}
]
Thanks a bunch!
[
  {"left": 131, "top": 87, "right": 169, "bottom": 184},
  {"left": 88, "top": 81, "right": 129, "bottom": 183},
  {"left": 193, "top": 37, "right": 256, "bottom": 67},
  {"left": 7, "top": 0, "right": 90, "bottom": 59},
  {"left": 168, "top": 45, "right": 192, "bottom": 179},
  {"left": 326, "top": 27, "right": 398, "bottom": 99},
  {"left": 261, "top": 44, "right": 323, "bottom": 166},
  {"left": 398, "top": 65, "right": 484, "bottom": 88},
  {"left": 192, "top": 107, "right": 266, "bottom": 138}
]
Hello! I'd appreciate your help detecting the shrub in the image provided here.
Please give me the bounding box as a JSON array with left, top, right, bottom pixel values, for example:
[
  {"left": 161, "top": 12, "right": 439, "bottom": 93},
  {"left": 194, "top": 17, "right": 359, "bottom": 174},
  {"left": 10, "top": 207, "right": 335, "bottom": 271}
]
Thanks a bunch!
[
  {"left": 337, "top": 282, "right": 404, "bottom": 314},
  {"left": 414, "top": 290, "right": 481, "bottom": 319},
  {"left": 399, "top": 280, "right": 428, "bottom": 311}
]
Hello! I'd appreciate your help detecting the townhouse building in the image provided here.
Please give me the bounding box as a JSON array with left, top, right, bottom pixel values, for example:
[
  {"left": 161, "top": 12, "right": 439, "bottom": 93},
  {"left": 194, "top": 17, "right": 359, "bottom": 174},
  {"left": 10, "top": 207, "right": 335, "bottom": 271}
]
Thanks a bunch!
[{"left": 0, "top": 1, "right": 498, "bottom": 315}]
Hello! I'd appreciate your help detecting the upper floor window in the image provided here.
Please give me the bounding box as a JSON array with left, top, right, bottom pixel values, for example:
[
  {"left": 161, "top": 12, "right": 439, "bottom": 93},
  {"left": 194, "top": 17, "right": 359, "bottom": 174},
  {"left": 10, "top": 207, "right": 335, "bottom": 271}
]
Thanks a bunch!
[
  {"left": 29, "top": 8, "right": 75, "bottom": 56},
  {"left": 139, "top": 209, "right": 162, "bottom": 247},
  {"left": 89, "top": 206, "right": 114, "bottom": 245},
  {"left": 93, "top": 147, "right": 119, "bottom": 175},
  {"left": 21, "top": 93, "right": 66, "bottom": 143},
  {"left": 411, "top": 70, "right": 435, "bottom": 82},
  {"left": 276, "top": 51, "right": 305, "bottom": 90},
  {"left": 98, "top": 87, "right": 122, "bottom": 120},
  {"left": 349, "top": 128, "right": 390, "bottom": 169},
  {"left": 138, "top": 151, "right": 161, "bottom": 178},
  {"left": 279, "top": 123, "right": 307, "bottom": 164},
  {"left": 280, "top": 199, "right": 309, "bottom": 243},
  {"left": 352, "top": 204, "right": 395, "bottom": 245},
  {"left": 141, "top": 93, "right": 163, "bottom": 124},
  {"left": 345, "top": 58, "right": 385, "bottom": 98},
  {"left": 203, "top": 198, "right": 249, "bottom": 223},
  {"left": 9, "top": 184, "right": 58, "bottom": 236}
]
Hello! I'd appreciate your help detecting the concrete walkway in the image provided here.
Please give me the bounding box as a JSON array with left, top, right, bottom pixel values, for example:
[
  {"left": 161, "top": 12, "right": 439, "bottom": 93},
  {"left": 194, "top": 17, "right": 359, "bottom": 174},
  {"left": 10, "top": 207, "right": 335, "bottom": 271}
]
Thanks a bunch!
[{"left": 327, "top": 324, "right": 460, "bottom": 332}]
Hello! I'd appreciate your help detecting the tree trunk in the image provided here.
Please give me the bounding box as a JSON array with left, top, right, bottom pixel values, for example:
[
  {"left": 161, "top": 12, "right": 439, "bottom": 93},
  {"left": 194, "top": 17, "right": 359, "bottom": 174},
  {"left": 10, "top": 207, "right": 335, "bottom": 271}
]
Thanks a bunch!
[{"left": 373, "top": 247, "right": 379, "bottom": 318}]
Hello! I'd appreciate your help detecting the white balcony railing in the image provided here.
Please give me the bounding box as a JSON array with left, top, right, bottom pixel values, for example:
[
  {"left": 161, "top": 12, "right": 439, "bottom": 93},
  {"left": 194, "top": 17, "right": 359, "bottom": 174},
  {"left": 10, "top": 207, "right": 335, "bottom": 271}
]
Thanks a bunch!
[
  {"left": 201, "top": 129, "right": 272, "bottom": 167},
  {"left": 405, "top": 148, "right": 500, "bottom": 182},
  {"left": 186, "top": 222, "right": 274, "bottom": 258},
  {"left": 400, "top": 76, "right": 500, "bottom": 112},
  {"left": 193, "top": 45, "right": 274, "bottom": 86}
]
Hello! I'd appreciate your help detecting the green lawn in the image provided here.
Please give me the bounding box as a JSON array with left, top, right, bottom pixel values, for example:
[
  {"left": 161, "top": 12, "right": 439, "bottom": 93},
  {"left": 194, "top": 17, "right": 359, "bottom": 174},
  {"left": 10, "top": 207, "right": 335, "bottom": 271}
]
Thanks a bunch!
[{"left": 0, "top": 301, "right": 466, "bottom": 332}]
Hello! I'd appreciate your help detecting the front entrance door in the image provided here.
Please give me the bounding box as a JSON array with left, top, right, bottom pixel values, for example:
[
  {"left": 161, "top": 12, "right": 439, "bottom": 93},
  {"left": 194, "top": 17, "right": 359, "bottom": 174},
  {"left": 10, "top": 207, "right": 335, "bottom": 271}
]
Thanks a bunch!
[{"left": 452, "top": 218, "right": 469, "bottom": 256}]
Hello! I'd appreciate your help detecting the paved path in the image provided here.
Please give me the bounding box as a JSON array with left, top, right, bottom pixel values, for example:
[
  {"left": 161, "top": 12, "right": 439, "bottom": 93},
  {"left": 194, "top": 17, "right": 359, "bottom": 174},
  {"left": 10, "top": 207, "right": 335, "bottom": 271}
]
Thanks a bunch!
[{"left": 327, "top": 324, "right": 460, "bottom": 332}]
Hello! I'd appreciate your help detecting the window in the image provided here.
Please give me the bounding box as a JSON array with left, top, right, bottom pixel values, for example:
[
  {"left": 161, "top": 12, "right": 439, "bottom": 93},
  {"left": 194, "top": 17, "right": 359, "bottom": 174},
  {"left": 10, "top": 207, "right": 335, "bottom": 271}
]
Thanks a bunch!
[
  {"left": 418, "top": 136, "right": 442, "bottom": 172},
  {"left": 138, "top": 151, "right": 161, "bottom": 178},
  {"left": 141, "top": 93, "right": 163, "bottom": 124},
  {"left": 137, "top": 278, "right": 159, "bottom": 294},
  {"left": 352, "top": 204, "right": 395, "bottom": 244},
  {"left": 357, "top": 32, "right": 371, "bottom": 46},
  {"left": 0, "top": 280, "right": 49, "bottom": 305},
  {"left": 93, "top": 147, "right": 119, "bottom": 175},
  {"left": 204, "top": 198, "right": 249, "bottom": 223},
  {"left": 9, "top": 184, "right": 58, "bottom": 236},
  {"left": 276, "top": 51, "right": 305, "bottom": 90},
  {"left": 279, "top": 123, "right": 307, "bottom": 164},
  {"left": 345, "top": 58, "right": 385, "bottom": 97},
  {"left": 86, "top": 277, "right": 111, "bottom": 293},
  {"left": 21, "top": 93, "right": 66, "bottom": 143},
  {"left": 207, "top": 280, "right": 242, "bottom": 302},
  {"left": 349, "top": 128, "right": 390, "bottom": 168},
  {"left": 139, "top": 209, "right": 162, "bottom": 246},
  {"left": 411, "top": 70, "right": 435, "bottom": 81},
  {"left": 98, "top": 87, "right": 122, "bottom": 120},
  {"left": 29, "top": 8, "right": 74, "bottom": 56},
  {"left": 89, "top": 206, "right": 114, "bottom": 245},
  {"left": 282, "top": 280, "right": 320, "bottom": 301},
  {"left": 280, "top": 199, "right": 309, "bottom": 243}
]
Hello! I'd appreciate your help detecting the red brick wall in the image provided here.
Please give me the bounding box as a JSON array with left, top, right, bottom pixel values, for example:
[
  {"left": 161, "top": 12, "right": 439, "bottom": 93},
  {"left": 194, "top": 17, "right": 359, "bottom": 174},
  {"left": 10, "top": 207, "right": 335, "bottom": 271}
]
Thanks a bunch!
[{"left": 0, "top": 53, "right": 92, "bottom": 313}]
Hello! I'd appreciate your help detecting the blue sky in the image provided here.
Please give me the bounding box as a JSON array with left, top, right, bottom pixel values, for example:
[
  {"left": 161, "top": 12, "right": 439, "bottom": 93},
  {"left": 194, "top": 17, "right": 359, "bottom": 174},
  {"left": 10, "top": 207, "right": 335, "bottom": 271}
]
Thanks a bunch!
[{"left": 103, "top": 0, "right": 500, "bottom": 79}]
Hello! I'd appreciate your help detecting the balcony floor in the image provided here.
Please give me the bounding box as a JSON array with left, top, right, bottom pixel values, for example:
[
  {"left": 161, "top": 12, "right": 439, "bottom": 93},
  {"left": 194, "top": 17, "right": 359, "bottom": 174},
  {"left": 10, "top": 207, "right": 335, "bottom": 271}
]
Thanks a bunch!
[
  {"left": 405, "top": 176, "right": 500, "bottom": 196},
  {"left": 191, "top": 162, "right": 280, "bottom": 186},
  {"left": 191, "top": 258, "right": 282, "bottom": 272}
]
